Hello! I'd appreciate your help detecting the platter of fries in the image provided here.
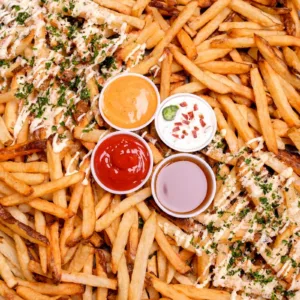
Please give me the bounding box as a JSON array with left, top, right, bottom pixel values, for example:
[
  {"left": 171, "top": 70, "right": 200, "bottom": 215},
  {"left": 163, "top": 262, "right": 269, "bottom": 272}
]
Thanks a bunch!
[{"left": 0, "top": 0, "right": 300, "bottom": 299}]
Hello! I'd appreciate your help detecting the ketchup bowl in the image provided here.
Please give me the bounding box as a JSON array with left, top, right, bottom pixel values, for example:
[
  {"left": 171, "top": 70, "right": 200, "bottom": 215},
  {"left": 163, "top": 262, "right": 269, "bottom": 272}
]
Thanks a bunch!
[
  {"left": 151, "top": 153, "right": 216, "bottom": 218},
  {"left": 91, "top": 131, "right": 153, "bottom": 194}
]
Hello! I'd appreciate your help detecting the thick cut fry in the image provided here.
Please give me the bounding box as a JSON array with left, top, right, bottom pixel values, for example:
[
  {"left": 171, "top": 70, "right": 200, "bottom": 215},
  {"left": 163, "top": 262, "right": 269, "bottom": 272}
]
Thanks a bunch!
[
  {"left": 173, "top": 284, "right": 232, "bottom": 299},
  {"left": 283, "top": 46, "right": 300, "bottom": 73},
  {"left": 214, "top": 108, "right": 239, "bottom": 153},
  {"left": 129, "top": 212, "right": 156, "bottom": 300},
  {"left": 82, "top": 183, "right": 96, "bottom": 239},
  {"left": 229, "top": 0, "right": 277, "bottom": 26},
  {"left": 17, "top": 280, "right": 84, "bottom": 295},
  {"left": 16, "top": 286, "right": 52, "bottom": 300},
  {"left": 0, "top": 161, "right": 49, "bottom": 173},
  {"left": 259, "top": 60, "right": 300, "bottom": 127},
  {"left": 228, "top": 28, "right": 286, "bottom": 38},
  {"left": 0, "top": 280, "right": 23, "bottom": 300},
  {"left": 131, "top": 1, "right": 198, "bottom": 74},
  {"left": 171, "top": 82, "right": 206, "bottom": 95},
  {"left": 177, "top": 29, "right": 197, "bottom": 60},
  {"left": 198, "top": 61, "right": 251, "bottom": 74},
  {"left": 74, "top": 127, "right": 107, "bottom": 143},
  {"left": 0, "top": 164, "right": 33, "bottom": 196},
  {"left": 0, "top": 252, "right": 17, "bottom": 288},
  {"left": 250, "top": 68, "right": 278, "bottom": 154},
  {"left": 117, "top": 255, "right": 130, "bottom": 300},
  {"left": 11, "top": 173, "right": 45, "bottom": 185},
  {"left": 160, "top": 50, "right": 173, "bottom": 101},
  {"left": 111, "top": 208, "right": 135, "bottom": 273},
  {"left": 189, "top": 0, "right": 231, "bottom": 31},
  {"left": 94, "top": 0, "right": 131, "bottom": 14},
  {"left": 147, "top": 274, "right": 192, "bottom": 300},
  {"left": 195, "top": 48, "right": 232, "bottom": 64},
  {"left": 194, "top": 8, "right": 231, "bottom": 45},
  {"left": 170, "top": 47, "right": 231, "bottom": 94},
  {"left": 47, "top": 142, "right": 67, "bottom": 208},
  {"left": 49, "top": 222, "right": 61, "bottom": 283},
  {"left": 254, "top": 35, "right": 300, "bottom": 89},
  {"left": 61, "top": 271, "right": 117, "bottom": 289},
  {"left": 288, "top": 128, "right": 300, "bottom": 150},
  {"left": 218, "top": 95, "right": 256, "bottom": 146},
  {"left": 0, "top": 172, "right": 84, "bottom": 206},
  {"left": 13, "top": 234, "right": 34, "bottom": 281},
  {"left": 0, "top": 205, "right": 49, "bottom": 246},
  {"left": 29, "top": 199, "right": 74, "bottom": 219},
  {"left": 95, "top": 188, "right": 151, "bottom": 232}
]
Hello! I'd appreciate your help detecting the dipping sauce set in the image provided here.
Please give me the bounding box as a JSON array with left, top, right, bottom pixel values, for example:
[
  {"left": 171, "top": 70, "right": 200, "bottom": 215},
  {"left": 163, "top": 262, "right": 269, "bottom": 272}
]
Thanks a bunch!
[{"left": 91, "top": 73, "right": 217, "bottom": 218}]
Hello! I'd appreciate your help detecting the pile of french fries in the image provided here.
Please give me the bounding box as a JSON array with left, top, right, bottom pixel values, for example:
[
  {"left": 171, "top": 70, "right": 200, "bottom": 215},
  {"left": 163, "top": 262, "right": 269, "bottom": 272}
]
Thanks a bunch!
[{"left": 0, "top": 0, "right": 300, "bottom": 299}]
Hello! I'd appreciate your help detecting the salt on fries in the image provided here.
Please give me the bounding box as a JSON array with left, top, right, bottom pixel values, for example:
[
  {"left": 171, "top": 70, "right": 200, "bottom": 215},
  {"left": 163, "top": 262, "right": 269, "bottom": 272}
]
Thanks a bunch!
[{"left": 0, "top": 0, "right": 300, "bottom": 299}]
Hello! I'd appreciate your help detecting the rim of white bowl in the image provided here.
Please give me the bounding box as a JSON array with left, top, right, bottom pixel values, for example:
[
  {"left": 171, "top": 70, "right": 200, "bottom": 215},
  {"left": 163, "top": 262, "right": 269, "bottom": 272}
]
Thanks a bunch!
[
  {"left": 99, "top": 73, "right": 160, "bottom": 132},
  {"left": 155, "top": 93, "right": 217, "bottom": 153},
  {"left": 91, "top": 131, "right": 153, "bottom": 195},
  {"left": 151, "top": 153, "right": 216, "bottom": 218}
]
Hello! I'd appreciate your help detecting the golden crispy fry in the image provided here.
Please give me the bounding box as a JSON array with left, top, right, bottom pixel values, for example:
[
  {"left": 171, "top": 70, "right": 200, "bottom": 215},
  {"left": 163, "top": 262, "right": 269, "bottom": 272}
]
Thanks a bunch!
[
  {"left": 170, "top": 47, "right": 231, "bottom": 94},
  {"left": 160, "top": 50, "right": 173, "bottom": 101},
  {"left": 250, "top": 68, "right": 278, "bottom": 154},
  {"left": 177, "top": 29, "right": 197, "bottom": 60},
  {"left": 95, "top": 188, "right": 151, "bottom": 232},
  {"left": 259, "top": 60, "right": 300, "bottom": 127},
  {"left": 129, "top": 212, "right": 156, "bottom": 300},
  {"left": 0, "top": 205, "right": 48, "bottom": 246},
  {"left": 198, "top": 61, "right": 251, "bottom": 74},
  {"left": 0, "top": 172, "right": 84, "bottom": 206},
  {"left": 82, "top": 183, "right": 96, "bottom": 239}
]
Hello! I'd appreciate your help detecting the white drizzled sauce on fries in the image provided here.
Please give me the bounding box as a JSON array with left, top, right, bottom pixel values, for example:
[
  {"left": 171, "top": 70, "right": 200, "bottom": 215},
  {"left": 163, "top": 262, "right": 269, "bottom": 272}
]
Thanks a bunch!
[{"left": 0, "top": 0, "right": 129, "bottom": 153}]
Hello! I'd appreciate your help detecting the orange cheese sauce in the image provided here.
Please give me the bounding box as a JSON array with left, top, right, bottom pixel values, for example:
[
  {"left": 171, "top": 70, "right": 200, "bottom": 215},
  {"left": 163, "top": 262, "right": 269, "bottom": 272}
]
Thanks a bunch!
[{"left": 102, "top": 75, "right": 158, "bottom": 129}]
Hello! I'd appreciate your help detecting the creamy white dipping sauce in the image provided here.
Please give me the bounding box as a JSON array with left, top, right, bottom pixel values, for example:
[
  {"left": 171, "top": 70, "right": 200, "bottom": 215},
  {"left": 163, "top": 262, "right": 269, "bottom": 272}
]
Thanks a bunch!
[{"left": 155, "top": 93, "right": 216, "bottom": 152}]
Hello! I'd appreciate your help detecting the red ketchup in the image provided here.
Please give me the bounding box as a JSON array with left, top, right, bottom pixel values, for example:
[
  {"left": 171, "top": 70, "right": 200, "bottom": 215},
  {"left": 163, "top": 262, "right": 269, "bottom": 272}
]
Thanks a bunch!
[{"left": 93, "top": 134, "right": 151, "bottom": 191}]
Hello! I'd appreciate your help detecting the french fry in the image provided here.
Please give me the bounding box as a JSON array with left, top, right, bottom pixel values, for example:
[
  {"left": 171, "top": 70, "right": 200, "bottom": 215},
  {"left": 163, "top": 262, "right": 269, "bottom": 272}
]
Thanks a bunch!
[
  {"left": 0, "top": 205, "right": 49, "bottom": 246},
  {"left": 217, "top": 95, "right": 256, "bottom": 146},
  {"left": 129, "top": 211, "right": 156, "bottom": 300},
  {"left": 194, "top": 49, "right": 232, "bottom": 64},
  {"left": 34, "top": 210, "right": 47, "bottom": 274},
  {"left": 189, "top": 0, "right": 231, "bottom": 31},
  {"left": 228, "top": 28, "right": 286, "bottom": 38},
  {"left": 250, "top": 68, "right": 278, "bottom": 154},
  {"left": 259, "top": 60, "right": 300, "bottom": 127},
  {"left": 0, "top": 172, "right": 84, "bottom": 206},
  {"left": 10, "top": 173, "right": 45, "bottom": 185},
  {"left": 193, "top": 8, "right": 231, "bottom": 45},
  {"left": 132, "top": 0, "right": 151, "bottom": 17},
  {"left": 111, "top": 208, "right": 135, "bottom": 273},
  {"left": 13, "top": 234, "right": 34, "bottom": 281},
  {"left": 229, "top": 0, "right": 278, "bottom": 26},
  {"left": 170, "top": 47, "right": 231, "bottom": 94},
  {"left": 82, "top": 183, "right": 96, "bottom": 239},
  {"left": 171, "top": 82, "right": 206, "bottom": 95},
  {"left": 146, "top": 274, "right": 192, "bottom": 300},
  {"left": 254, "top": 35, "right": 300, "bottom": 89},
  {"left": 0, "top": 117, "right": 13, "bottom": 146},
  {"left": 61, "top": 271, "right": 117, "bottom": 289},
  {"left": 283, "top": 46, "right": 300, "bottom": 73},
  {"left": 0, "top": 252, "right": 17, "bottom": 288},
  {"left": 198, "top": 61, "right": 251, "bottom": 74},
  {"left": 74, "top": 127, "right": 108, "bottom": 143},
  {"left": 0, "top": 161, "right": 49, "bottom": 173},
  {"left": 49, "top": 222, "right": 61, "bottom": 283},
  {"left": 16, "top": 286, "right": 52, "bottom": 300},
  {"left": 177, "top": 29, "right": 197, "bottom": 60},
  {"left": 214, "top": 107, "right": 239, "bottom": 153},
  {"left": 131, "top": 1, "right": 198, "bottom": 73},
  {"left": 82, "top": 252, "right": 93, "bottom": 300},
  {"left": 93, "top": 0, "right": 131, "bottom": 15},
  {"left": 0, "top": 280, "right": 23, "bottom": 300},
  {"left": 287, "top": 128, "right": 300, "bottom": 151},
  {"left": 0, "top": 164, "right": 33, "bottom": 196},
  {"left": 95, "top": 188, "right": 151, "bottom": 232},
  {"left": 17, "top": 280, "right": 84, "bottom": 295},
  {"left": 117, "top": 255, "right": 130, "bottom": 300},
  {"left": 160, "top": 50, "right": 173, "bottom": 101}
]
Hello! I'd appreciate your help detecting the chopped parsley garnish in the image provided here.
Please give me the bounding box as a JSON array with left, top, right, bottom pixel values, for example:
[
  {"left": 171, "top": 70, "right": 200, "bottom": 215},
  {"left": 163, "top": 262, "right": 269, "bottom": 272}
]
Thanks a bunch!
[
  {"left": 45, "top": 62, "right": 51, "bottom": 70},
  {"left": 16, "top": 12, "right": 30, "bottom": 25},
  {"left": 80, "top": 88, "right": 90, "bottom": 101},
  {"left": 15, "top": 83, "right": 33, "bottom": 99}
]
